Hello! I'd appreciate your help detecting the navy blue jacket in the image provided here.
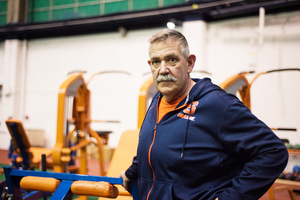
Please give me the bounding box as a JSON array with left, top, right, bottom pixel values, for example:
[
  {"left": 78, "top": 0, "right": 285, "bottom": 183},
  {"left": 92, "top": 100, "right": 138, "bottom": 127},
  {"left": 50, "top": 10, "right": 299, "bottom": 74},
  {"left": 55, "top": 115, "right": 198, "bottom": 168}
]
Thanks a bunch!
[{"left": 126, "top": 78, "right": 288, "bottom": 200}]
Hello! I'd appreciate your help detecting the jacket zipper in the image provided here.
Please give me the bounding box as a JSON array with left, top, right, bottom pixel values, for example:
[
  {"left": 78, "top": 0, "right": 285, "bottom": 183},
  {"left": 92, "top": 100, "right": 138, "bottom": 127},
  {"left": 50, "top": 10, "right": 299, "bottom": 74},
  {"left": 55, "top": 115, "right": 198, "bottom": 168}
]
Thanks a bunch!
[
  {"left": 146, "top": 96, "right": 188, "bottom": 200},
  {"left": 146, "top": 122, "right": 158, "bottom": 200}
]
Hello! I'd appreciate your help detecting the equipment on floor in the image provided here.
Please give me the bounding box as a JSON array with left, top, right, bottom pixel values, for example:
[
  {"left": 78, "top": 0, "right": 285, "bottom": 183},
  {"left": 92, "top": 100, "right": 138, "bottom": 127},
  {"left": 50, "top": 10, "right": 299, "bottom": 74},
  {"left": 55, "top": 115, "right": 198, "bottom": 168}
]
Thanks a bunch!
[
  {"left": 1, "top": 167, "right": 138, "bottom": 200},
  {"left": 2, "top": 71, "right": 134, "bottom": 200},
  {"left": 1, "top": 130, "right": 140, "bottom": 200},
  {"left": 5, "top": 118, "right": 53, "bottom": 170},
  {"left": 99, "top": 129, "right": 140, "bottom": 200}
]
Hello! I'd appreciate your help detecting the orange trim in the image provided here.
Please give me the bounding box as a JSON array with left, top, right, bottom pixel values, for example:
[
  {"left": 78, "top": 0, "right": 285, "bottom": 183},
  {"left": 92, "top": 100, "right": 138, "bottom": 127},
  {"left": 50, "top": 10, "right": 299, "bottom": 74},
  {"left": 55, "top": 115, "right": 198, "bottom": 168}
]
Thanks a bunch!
[
  {"left": 147, "top": 127, "right": 156, "bottom": 200},
  {"left": 146, "top": 101, "right": 161, "bottom": 200},
  {"left": 146, "top": 96, "right": 188, "bottom": 199}
]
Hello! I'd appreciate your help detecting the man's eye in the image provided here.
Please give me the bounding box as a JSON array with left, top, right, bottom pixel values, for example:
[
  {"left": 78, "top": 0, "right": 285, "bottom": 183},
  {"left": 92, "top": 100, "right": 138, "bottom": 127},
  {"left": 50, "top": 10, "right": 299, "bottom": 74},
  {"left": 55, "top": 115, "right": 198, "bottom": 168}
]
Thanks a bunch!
[
  {"left": 169, "top": 58, "right": 177, "bottom": 63},
  {"left": 152, "top": 60, "right": 160, "bottom": 66}
]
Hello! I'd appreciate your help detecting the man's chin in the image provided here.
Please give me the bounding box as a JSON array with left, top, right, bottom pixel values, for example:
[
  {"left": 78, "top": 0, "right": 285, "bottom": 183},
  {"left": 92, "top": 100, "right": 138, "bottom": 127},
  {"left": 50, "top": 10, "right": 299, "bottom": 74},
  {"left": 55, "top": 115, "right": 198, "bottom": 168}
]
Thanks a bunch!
[{"left": 158, "top": 85, "right": 175, "bottom": 95}]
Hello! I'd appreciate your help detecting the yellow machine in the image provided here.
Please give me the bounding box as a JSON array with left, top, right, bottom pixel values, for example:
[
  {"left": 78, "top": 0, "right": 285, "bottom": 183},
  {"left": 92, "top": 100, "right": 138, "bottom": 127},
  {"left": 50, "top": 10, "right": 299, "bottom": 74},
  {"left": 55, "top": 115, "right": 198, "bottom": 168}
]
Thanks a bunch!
[
  {"left": 6, "top": 72, "right": 119, "bottom": 176},
  {"left": 53, "top": 70, "right": 130, "bottom": 176},
  {"left": 4, "top": 72, "right": 113, "bottom": 200},
  {"left": 52, "top": 72, "right": 105, "bottom": 177}
]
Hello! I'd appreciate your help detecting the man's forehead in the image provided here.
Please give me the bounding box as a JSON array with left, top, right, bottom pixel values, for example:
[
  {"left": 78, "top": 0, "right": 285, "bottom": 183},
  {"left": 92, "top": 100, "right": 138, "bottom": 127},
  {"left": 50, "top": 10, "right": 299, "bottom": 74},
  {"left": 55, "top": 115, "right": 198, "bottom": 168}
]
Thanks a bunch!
[
  {"left": 149, "top": 41, "right": 181, "bottom": 58},
  {"left": 150, "top": 39, "right": 179, "bottom": 48}
]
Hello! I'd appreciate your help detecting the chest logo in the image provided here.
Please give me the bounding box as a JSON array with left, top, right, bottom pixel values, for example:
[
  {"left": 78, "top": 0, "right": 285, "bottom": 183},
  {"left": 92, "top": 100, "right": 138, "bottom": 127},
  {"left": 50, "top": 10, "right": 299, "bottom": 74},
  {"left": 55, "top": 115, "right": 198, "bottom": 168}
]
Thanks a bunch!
[{"left": 177, "top": 101, "right": 199, "bottom": 121}]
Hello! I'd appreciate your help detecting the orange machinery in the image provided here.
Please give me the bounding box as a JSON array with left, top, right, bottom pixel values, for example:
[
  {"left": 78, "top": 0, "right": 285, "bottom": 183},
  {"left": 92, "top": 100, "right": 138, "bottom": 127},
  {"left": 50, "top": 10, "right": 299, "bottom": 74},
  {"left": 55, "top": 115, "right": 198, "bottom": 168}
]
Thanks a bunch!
[
  {"left": 52, "top": 72, "right": 106, "bottom": 177},
  {"left": 53, "top": 70, "right": 131, "bottom": 176},
  {"left": 4, "top": 71, "right": 137, "bottom": 200},
  {"left": 4, "top": 72, "right": 107, "bottom": 200},
  {"left": 5, "top": 72, "right": 106, "bottom": 177},
  {"left": 219, "top": 68, "right": 300, "bottom": 113}
]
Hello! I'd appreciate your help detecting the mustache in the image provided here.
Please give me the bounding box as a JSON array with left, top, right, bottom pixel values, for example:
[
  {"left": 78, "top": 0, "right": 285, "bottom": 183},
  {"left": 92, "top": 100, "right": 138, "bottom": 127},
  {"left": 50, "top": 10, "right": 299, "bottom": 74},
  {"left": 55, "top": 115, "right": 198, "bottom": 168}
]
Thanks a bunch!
[{"left": 156, "top": 74, "right": 177, "bottom": 84}]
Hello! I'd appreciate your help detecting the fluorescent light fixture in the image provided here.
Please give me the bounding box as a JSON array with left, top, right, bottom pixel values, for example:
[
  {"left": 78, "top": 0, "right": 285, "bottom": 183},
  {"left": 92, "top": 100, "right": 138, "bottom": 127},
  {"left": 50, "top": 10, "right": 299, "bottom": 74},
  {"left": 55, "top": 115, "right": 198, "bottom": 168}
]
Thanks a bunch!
[{"left": 167, "top": 22, "right": 176, "bottom": 29}]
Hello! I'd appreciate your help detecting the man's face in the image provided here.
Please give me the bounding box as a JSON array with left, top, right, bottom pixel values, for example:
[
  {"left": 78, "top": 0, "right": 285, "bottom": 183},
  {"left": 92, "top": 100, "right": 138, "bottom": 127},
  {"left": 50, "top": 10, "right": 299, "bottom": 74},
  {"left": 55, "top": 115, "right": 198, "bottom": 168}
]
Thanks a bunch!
[{"left": 148, "top": 41, "right": 192, "bottom": 100}]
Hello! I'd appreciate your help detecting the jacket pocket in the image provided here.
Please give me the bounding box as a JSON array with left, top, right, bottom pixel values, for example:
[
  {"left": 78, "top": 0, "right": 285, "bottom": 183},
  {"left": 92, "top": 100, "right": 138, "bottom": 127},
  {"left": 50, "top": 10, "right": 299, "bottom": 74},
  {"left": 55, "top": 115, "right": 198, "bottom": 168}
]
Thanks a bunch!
[{"left": 139, "top": 178, "right": 173, "bottom": 200}]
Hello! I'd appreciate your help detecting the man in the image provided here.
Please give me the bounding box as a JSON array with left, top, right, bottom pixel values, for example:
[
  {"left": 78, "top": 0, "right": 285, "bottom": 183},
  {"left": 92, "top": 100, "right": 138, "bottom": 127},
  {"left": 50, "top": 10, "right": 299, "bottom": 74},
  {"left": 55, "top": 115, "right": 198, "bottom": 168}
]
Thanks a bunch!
[{"left": 120, "top": 29, "right": 288, "bottom": 200}]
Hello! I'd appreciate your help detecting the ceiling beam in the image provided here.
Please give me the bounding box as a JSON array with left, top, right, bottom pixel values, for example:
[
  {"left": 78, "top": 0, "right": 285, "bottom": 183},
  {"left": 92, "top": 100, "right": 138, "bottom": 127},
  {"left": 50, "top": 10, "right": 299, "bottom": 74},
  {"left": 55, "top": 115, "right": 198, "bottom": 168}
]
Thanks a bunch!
[{"left": 0, "top": 0, "right": 299, "bottom": 40}]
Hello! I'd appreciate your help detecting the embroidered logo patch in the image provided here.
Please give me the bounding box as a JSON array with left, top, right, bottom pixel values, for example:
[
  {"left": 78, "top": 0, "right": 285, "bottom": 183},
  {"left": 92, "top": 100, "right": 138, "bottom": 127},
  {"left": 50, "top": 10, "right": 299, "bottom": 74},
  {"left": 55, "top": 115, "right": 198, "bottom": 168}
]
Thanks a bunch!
[{"left": 177, "top": 101, "right": 199, "bottom": 121}]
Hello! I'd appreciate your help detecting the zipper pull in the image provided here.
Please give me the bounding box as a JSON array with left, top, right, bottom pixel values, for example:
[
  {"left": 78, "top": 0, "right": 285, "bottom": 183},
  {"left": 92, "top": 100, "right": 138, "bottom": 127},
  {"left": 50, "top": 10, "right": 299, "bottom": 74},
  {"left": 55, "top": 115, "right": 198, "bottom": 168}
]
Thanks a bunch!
[{"left": 154, "top": 123, "right": 158, "bottom": 130}]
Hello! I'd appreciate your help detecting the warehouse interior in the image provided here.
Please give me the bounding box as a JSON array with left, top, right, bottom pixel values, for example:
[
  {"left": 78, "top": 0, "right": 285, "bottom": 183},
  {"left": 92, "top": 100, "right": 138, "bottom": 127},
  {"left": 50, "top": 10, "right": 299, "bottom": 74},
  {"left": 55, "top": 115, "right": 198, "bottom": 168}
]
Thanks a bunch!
[{"left": 1, "top": 0, "right": 300, "bottom": 199}]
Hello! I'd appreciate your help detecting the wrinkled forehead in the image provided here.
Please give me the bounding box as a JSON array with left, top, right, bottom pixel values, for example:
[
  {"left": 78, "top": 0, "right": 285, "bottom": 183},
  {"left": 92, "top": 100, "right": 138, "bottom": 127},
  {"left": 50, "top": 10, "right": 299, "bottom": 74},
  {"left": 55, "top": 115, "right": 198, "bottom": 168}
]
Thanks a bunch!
[{"left": 148, "top": 39, "right": 181, "bottom": 56}]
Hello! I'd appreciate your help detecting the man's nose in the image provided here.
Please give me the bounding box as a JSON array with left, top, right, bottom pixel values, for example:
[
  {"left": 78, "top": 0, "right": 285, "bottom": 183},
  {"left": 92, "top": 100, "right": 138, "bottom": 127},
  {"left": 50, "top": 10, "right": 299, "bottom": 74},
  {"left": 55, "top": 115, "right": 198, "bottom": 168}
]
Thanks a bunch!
[{"left": 159, "top": 61, "right": 169, "bottom": 74}]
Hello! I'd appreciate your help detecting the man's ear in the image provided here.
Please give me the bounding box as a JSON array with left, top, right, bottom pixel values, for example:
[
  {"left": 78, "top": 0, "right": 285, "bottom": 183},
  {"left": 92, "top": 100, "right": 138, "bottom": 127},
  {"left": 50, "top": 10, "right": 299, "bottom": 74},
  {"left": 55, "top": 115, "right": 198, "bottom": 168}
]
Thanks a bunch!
[
  {"left": 187, "top": 54, "right": 196, "bottom": 73},
  {"left": 148, "top": 60, "right": 151, "bottom": 67}
]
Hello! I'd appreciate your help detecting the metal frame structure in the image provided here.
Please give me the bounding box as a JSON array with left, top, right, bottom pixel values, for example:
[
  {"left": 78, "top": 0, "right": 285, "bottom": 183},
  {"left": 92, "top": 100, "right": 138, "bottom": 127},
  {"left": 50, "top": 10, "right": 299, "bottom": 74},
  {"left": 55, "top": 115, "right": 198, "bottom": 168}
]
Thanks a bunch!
[{"left": 2, "top": 167, "right": 138, "bottom": 200}]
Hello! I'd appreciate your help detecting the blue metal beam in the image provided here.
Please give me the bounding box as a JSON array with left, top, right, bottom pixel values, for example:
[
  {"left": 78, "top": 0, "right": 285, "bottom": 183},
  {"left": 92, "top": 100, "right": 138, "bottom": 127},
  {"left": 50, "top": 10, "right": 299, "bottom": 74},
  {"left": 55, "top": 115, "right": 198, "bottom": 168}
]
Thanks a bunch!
[
  {"left": 50, "top": 180, "right": 72, "bottom": 200},
  {"left": 3, "top": 167, "right": 138, "bottom": 200},
  {"left": 4, "top": 167, "right": 123, "bottom": 184}
]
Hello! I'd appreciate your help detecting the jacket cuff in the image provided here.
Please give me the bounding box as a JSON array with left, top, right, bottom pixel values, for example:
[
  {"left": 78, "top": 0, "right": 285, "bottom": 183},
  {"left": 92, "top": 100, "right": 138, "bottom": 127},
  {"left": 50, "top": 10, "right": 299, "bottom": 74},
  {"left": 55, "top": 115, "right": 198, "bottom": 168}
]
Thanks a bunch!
[{"left": 125, "top": 169, "right": 138, "bottom": 180}]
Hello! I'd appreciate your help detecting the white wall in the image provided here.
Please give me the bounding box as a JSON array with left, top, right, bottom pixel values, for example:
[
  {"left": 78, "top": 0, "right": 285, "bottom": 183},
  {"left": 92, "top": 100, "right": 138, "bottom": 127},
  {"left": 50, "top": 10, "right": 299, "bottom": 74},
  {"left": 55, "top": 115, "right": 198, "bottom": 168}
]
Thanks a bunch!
[
  {"left": 0, "top": 42, "right": 4, "bottom": 85},
  {"left": 0, "top": 41, "right": 5, "bottom": 142},
  {"left": 206, "top": 10, "right": 300, "bottom": 146},
  {"left": 0, "top": 10, "right": 300, "bottom": 152}
]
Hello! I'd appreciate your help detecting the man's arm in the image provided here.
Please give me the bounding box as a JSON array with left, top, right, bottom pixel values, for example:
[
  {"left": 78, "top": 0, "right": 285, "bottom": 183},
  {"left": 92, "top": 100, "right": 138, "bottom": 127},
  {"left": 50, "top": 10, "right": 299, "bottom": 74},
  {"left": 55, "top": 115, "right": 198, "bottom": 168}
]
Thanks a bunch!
[
  {"left": 119, "top": 156, "right": 139, "bottom": 189},
  {"left": 218, "top": 101, "right": 288, "bottom": 200},
  {"left": 119, "top": 171, "right": 131, "bottom": 190}
]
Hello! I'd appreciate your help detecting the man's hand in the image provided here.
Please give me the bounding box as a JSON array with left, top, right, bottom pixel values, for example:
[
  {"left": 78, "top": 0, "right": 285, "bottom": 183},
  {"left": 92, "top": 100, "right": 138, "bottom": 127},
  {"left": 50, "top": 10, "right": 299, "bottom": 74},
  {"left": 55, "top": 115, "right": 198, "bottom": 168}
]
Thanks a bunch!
[{"left": 119, "top": 171, "right": 131, "bottom": 190}]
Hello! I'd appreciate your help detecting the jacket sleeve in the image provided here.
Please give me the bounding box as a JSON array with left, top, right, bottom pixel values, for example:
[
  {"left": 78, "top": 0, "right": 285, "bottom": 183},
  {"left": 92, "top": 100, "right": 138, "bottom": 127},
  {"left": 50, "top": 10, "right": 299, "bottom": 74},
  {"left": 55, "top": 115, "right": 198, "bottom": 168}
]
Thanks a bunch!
[
  {"left": 125, "top": 156, "right": 139, "bottom": 180},
  {"left": 218, "top": 101, "right": 288, "bottom": 200}
]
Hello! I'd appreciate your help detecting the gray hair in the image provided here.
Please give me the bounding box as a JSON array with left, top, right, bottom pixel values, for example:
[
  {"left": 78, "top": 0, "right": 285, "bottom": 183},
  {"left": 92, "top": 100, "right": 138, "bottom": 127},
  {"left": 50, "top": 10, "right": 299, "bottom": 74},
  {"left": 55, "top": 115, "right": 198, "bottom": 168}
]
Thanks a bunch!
[{"left": 148, "top": 29, "right": 190, "bottom": 60}]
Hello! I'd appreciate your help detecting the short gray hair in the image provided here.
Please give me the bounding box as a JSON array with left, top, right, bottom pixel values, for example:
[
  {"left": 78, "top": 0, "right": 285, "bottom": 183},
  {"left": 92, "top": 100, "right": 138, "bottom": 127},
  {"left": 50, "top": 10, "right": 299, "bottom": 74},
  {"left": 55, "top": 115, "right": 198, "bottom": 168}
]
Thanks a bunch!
[{"left": 148, "top": 29, "right": 190, "bottom": 60}]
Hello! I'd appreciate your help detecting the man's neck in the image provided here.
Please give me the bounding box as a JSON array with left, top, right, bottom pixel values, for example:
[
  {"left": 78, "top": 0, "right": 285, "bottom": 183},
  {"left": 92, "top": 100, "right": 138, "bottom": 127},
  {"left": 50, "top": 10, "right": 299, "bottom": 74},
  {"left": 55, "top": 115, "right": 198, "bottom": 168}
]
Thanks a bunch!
[{"left": 164, "top": 79, "right": 195, "bottom": 102}]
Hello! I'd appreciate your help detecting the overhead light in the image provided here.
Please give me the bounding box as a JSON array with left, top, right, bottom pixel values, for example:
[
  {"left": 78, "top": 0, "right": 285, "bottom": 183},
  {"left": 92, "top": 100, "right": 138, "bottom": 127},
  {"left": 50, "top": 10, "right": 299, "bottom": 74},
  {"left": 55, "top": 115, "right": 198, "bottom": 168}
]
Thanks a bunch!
[
  {"left": 166, "top": 18, "right": 182, "bottom": 29},
  {"left": 167, "top": 22, "right": 176, "bottom": 29}
]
